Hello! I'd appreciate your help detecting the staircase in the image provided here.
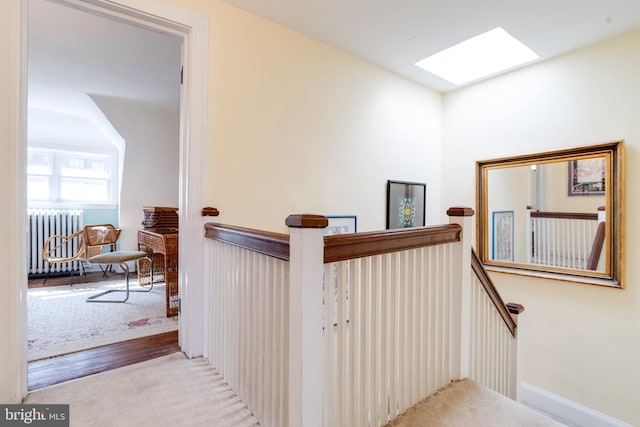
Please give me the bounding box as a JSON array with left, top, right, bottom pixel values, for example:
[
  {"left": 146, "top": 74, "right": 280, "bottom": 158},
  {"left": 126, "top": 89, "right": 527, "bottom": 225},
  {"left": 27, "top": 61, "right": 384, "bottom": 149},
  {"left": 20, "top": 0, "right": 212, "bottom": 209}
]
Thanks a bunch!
[
  {"left": 202, "top": 206, "right": 533, "bottom": 427},
  {"left": 387, "top": 379, "right": 565, "bottom": 427}
]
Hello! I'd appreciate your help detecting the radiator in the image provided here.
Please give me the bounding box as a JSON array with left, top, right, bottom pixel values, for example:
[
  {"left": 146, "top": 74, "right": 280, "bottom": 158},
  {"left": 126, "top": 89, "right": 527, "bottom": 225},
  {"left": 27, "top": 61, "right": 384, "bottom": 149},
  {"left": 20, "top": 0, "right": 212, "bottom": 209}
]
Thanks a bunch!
[{"left": 28, "top": 209, "right": 84, "bottom": 276}]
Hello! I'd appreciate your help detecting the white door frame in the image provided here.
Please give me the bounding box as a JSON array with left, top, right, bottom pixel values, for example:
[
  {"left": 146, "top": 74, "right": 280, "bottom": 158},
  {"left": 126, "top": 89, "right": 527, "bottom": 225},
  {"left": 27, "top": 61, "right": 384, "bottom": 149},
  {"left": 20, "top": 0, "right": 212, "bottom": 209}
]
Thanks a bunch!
[{"left": 8, "top": 0, "right": 208, "bottom": 401}]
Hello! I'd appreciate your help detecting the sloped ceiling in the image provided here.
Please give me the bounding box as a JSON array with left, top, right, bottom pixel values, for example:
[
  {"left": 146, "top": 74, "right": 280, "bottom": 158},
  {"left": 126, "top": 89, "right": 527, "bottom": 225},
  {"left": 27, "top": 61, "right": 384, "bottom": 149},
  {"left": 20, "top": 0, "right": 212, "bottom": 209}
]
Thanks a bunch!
[
  {"left": 28, "top": 0, "right": 182, "bottom": 147},
  {"left": 28, "top": 0, "right": 182, "bottom": 110}
]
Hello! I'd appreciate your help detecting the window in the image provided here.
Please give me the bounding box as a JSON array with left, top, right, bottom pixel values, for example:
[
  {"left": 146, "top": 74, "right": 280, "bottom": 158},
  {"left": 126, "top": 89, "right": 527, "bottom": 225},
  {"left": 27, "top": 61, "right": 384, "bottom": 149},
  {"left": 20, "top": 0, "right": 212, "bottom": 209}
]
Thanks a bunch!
[{"left": 27, "top": 146, "right": 117, "bottom": 207}]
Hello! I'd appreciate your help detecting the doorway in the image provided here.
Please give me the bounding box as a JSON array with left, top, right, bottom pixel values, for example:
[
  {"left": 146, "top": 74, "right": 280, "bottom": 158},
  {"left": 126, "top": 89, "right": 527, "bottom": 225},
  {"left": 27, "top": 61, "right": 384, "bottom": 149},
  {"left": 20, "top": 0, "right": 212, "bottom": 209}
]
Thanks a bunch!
[
  {"left": 27, "top": 0, "right": 181, "bottom": 363},
  {"left": 9, "top": 0, "right": 209, "bottom": 399}
]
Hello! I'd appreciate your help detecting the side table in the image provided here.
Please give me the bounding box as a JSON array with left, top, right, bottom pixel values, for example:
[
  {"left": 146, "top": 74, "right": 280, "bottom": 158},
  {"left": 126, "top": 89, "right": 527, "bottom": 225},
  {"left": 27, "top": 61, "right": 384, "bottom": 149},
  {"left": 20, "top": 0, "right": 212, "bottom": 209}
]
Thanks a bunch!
[{"left": 137, "top": 230, "right": 179, "bottom": 317}]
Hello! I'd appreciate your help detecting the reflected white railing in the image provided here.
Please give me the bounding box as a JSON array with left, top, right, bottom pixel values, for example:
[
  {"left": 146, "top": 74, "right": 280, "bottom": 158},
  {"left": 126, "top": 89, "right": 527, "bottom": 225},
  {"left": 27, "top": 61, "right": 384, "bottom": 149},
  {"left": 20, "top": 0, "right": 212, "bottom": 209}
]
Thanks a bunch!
[{"left": 527, "top": 208, "right": 604, "bottom": 270}]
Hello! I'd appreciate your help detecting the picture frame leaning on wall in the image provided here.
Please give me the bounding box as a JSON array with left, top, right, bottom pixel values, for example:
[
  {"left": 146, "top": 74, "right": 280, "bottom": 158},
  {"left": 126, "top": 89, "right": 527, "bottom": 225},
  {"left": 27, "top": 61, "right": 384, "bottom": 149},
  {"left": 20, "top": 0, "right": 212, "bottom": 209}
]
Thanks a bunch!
[{"left": 324, "top": 215, "right": 357, "bottom": 235}]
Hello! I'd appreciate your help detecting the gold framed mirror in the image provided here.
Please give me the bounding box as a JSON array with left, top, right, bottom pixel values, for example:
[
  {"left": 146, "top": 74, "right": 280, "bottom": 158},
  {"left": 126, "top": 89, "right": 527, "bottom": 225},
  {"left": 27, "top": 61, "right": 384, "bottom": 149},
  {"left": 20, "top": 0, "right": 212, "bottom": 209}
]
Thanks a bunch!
[{"left": 476, "top": 140, "right": 624, "bottom": 288}]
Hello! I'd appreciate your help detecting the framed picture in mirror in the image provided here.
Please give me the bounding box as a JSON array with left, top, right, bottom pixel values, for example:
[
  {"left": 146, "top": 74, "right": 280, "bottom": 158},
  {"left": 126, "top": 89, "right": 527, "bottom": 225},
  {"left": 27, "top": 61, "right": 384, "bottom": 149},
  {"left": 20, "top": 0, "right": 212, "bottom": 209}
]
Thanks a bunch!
[
  {"left": 568, "top": 157, "right": 606, "bottom": 196},
  {"left": 492, "top": 210, "right": 514, "bottom": 262}
]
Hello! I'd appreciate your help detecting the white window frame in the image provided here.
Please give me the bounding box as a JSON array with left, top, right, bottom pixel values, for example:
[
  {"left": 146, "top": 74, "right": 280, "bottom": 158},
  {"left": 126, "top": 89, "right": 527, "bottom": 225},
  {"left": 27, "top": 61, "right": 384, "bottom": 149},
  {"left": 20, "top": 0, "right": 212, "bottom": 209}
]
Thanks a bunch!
[{"left": 27, "top": 143, "right": 118, "bottom": 209}]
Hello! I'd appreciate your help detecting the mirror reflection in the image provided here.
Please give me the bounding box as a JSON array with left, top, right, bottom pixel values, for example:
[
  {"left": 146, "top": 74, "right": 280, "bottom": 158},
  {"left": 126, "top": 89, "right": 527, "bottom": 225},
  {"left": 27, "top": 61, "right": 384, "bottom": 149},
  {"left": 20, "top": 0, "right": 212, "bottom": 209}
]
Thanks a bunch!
[
  {"left": 476, "top": 141, "right": 623, "bottom": 288},
  {"left": 487, "top": 160, "right": 606, "bottom": 271}
]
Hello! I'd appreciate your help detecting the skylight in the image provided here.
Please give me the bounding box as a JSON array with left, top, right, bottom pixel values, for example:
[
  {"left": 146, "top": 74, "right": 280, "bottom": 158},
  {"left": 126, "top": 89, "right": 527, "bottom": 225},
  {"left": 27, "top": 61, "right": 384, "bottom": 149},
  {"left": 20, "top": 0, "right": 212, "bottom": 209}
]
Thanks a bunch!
[{"left": 415, "top": 27, "right": 538, "bottom": 86}]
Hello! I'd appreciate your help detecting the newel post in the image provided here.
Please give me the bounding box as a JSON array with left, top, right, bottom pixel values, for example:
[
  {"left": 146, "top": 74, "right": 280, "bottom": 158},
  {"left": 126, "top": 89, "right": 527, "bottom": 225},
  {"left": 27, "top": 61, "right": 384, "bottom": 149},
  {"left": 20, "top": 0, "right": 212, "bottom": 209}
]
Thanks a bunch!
[
  {"left": 447, "top": 206, "right": 474, "bottom": 379},
  {"left": 286, "top": 214, "right": 328, "bottom": 427}
]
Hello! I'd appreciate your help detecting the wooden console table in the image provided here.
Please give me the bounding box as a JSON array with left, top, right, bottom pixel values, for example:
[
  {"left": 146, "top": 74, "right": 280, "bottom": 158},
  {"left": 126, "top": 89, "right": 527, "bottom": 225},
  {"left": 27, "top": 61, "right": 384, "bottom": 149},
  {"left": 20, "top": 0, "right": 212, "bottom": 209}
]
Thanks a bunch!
[{"left": 137, "top": 230, "right": 179, "bottom": 317}]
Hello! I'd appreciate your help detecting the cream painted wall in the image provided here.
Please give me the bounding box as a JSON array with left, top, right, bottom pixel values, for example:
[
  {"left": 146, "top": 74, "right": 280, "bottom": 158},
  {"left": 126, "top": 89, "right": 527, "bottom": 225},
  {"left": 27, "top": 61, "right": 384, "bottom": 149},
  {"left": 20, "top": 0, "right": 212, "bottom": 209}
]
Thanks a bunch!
[
  {"left": 443, "top": 29, "right": 640, "bottom": 425},
  {"left": 166, "top": 0, "right": 443, "bottom": 233},
  {"left": 0, "top": 0, "right": 442, "bottom": 403},
  {"left": 5, "top": 0, "right": 635, "bottom": 421},
  {"left": 91, "top": 96, "right": 180, "bottom": 251}
]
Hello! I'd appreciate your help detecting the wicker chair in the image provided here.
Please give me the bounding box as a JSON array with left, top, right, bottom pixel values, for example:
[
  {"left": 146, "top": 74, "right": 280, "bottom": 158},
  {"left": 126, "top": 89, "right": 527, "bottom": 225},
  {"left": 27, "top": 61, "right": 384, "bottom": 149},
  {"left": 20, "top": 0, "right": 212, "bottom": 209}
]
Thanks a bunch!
[
  {"left": 83, "top": 224, "right": 154, "bottom": 303},
  {"left": 42, "top": 225, "right": 124, "bottom": 280},
  {"left": 41, "top": 230, "right": 88, "bottom": 281}
]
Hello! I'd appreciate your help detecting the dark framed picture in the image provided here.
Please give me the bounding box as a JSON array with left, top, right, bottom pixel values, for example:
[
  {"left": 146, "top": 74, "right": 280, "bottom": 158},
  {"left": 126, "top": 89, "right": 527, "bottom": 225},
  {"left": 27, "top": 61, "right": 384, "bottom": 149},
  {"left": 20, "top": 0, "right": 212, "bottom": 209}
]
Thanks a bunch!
[
  {"left": 492, "top": 210, "right": 514, "bottom": 261},
  {"left": 568, "top": 157, "right": 605, "bottom": 196},
  {"left": 324, "top": 215, "right": 357, "bottom": 235},
  {"left": 386, "top": 180, "right": 426, "bottom": 229}
]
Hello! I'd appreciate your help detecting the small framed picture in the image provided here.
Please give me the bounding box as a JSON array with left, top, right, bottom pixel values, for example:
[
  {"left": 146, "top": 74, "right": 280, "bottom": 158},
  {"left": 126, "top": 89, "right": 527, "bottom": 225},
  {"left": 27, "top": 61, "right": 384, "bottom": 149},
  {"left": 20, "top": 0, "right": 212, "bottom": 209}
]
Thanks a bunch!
[
  {"left": 492, "top": 210, "right": 514, "bottom": 261},
  {"left": 324, "top": 215, "right": 357, "bottom": 235},
  {"left": 568, "top": 157, "right": 605, "bottom": 196},
  {"left": 386, "top": 180, "right": 426, "bottom": 229}
]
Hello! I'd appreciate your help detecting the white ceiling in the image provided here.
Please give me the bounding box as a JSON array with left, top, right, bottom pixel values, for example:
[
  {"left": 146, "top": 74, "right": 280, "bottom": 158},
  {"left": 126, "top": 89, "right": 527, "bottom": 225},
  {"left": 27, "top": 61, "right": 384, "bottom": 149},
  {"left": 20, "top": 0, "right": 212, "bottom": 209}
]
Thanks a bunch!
[
  {"left": 27, "top": 0, "right": 640, "bottom": 103},
  {"left": 28, "top": 0, "right": 182, "bottom": 110},
  {"left": 27, "top": 0, "right": 182, "bottom": 147},
  {"left": 219, "top": 0, "right": 640, "bottom": 92}
]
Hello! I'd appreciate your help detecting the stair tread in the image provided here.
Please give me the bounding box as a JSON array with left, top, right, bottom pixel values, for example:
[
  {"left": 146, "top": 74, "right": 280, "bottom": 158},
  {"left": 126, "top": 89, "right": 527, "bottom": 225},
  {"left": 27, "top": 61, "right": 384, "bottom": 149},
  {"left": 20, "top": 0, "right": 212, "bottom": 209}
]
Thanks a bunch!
[{"left": 386, "top": 379, "right": 566, "bottom": 427}]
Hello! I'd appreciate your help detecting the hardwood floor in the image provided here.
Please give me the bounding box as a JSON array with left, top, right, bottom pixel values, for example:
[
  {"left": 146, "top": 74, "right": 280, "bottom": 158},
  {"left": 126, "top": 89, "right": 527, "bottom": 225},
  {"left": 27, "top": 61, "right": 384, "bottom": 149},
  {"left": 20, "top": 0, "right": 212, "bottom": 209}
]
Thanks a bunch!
[
  {"left": 28, "top": 270, "right": 126, "bottom": 288},
  {"left": 28, "top": 331, "right": 180, "bottom": 391},
  {"left": 27, "top": 271, "right": 180, "bottom": 392}
]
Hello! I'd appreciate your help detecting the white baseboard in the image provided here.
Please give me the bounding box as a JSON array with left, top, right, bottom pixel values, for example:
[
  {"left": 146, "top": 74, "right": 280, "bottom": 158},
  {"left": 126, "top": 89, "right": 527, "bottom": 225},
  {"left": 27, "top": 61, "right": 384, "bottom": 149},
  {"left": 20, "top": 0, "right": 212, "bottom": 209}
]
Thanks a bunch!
[{"left": 519, "top": 383, "right": 632, "bottom": 427}]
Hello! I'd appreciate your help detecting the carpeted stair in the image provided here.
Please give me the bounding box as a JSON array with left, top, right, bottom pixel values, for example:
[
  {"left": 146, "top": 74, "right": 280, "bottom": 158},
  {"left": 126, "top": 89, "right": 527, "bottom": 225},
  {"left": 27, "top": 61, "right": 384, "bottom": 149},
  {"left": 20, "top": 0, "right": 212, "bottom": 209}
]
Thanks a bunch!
[{"left": 386, "top": 378, "right": 566, "bottom": 427}]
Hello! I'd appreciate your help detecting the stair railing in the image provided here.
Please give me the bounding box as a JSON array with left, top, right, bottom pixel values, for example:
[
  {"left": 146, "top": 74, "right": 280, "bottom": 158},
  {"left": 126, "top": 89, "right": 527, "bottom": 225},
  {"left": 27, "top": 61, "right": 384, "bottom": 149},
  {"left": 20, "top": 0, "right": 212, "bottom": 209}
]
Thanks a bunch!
[{"left": 203, "top": 206, "right": 524, "bottom": 427}]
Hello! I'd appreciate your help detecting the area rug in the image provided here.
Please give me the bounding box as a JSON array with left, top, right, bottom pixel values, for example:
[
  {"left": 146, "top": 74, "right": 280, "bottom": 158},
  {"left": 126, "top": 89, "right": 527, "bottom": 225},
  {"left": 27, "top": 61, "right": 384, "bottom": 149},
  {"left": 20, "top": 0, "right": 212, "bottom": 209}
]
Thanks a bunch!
[
  {"left": 23, "top": 352, "right": 260, "bottom": 427},
  {"left": 28, "top": 281, "right": 178, "bottom": 361}
]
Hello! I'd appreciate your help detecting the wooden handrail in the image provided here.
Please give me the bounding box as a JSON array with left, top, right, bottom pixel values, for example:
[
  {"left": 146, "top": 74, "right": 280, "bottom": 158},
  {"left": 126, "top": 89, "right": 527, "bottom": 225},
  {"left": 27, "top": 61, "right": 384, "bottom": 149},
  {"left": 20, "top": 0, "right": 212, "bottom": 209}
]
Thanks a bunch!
[
  {"left": 324, "top": 224, "right": 461, "bottom": 263},
  {"left": 586, "top": 221, "right": 606, "bottom": 270},
  {"left": 530, "top": 211, "right": 598, "bottom": 220},
  {"left": 471, "top": 248, "right": 520, "bottom": 338},
  {"left": 205, "top": 219, "right": 522, "bottom": 332},
  {"left": 506, "top": 303, "right": 525, "bottom": 315},
  {"left": 201, "top": 207, "right": 220, "bottom": 217},
  {"left": 204, "top": 221, "right": 462, "bottom": 264},
  {"left": 204, "top": 223, "right": 290, "bottom": 261},
  {"left": 204, "top": 221, "right": 521, "bottom": 339}
]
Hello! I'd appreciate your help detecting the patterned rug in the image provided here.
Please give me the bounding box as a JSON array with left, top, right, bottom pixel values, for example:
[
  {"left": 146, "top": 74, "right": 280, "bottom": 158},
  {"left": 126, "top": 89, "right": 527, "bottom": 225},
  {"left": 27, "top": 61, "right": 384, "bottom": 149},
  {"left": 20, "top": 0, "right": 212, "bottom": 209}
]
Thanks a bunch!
[{"left": 28, "top": 281, "right": 178, "bottom": 361}]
